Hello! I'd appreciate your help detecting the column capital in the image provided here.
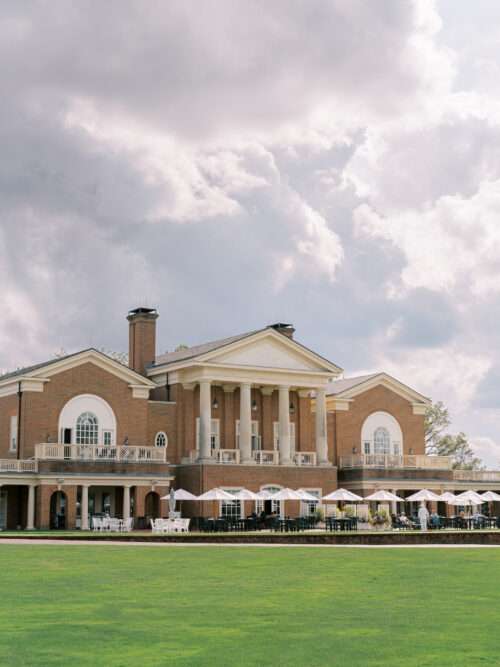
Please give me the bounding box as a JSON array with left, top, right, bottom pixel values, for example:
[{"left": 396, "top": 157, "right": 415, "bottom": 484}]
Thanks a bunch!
[
  {"left": 182, "top": 382, "right": 196, "bottom": 391},
  {"left": 279, "top": 384, "right": 290, "bottom": 391},
  {"left": 222, "top": 384, "right": 236, "bottom": 393},
  {"left": 297, "top": 389, "right": 311, "bottom": 398}
]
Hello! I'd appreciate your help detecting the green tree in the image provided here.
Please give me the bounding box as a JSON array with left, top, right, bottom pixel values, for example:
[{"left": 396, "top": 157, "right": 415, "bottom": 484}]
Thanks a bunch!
[
  {"left": 425, "top": 402, "right": 483, "bottom": 470},
  {"left": 424, "top": 401, "right": 450, "bottom": 452}
]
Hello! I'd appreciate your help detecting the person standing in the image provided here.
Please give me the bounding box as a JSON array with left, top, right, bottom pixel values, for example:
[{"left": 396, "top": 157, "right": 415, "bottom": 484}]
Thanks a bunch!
[{"left": 418, "top": 503, "right": 430, "bottom": 531}]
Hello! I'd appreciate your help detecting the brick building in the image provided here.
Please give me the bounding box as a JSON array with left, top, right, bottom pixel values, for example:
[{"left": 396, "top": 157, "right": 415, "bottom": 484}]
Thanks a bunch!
[{"left": 0, "top": 307, "right": 488, "bottom": 530}]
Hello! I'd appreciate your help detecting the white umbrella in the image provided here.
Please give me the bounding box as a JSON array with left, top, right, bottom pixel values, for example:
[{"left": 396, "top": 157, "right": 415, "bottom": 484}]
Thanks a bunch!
[
  {"left": 322, "top": 489, "right": 363, "bottom": 502},
  {"left": 160, "top": 488, "right": 197, "bottom": 501},
  {"left": 481, "top": 491, "right": 500, "bottom": 502},
  {"left": 232, "top": 489, "right": 261, "bottom": 501},
  {"left": 256, "top": 490, "right": 275, "bottom": 500},
  {"left": 406, "top": 489, "right": 441, "bottom": 502},
  {"left": 296, "top": 489, "right": 320, "bottom": 502},
  {"left": 439, "top": 492, "right": 457, "bottom": 503},
  {"left": 455, "top": 490, "right": 484, "bottom": 505},
  {"left": 197, "top": 488, "right": 236, "bottom": 501},
  {"left": 270, "top": 488, "right": 303, "bottom": 501},
  {"left": 448, "top": 497, "right": 478, "bottom": 507},
  {"left": 364, "top": 490, "right": 405, "bottom": 503}
]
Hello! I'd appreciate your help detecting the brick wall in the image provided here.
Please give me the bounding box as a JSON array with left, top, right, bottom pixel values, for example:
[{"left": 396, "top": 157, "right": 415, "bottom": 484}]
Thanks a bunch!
[
  {"left": 18, "top": 362, "right": 150, "bottom": 458},
  {"left": 333, "top": 385, "right": 426, "bottom": 461},
  {"left": 174, "top": 463, "right": 338, "bottom": 518}
]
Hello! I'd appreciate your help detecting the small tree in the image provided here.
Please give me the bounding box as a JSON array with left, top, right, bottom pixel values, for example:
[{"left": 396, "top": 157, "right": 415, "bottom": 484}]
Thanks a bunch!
[{"left": 425, "top": 402, "right": 483, "bottom": 470}]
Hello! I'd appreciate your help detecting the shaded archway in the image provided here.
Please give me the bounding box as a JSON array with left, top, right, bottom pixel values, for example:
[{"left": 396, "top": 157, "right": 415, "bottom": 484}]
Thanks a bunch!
[
  {"left": 145, "top": 492, "right": 160, "bottom": 521},
  {"left": 50, "top": 491, "right": 67, "bottom": 529}
]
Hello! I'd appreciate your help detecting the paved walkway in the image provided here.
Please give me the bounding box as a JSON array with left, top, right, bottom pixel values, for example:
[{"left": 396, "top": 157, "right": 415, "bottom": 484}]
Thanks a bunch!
[{"left": 2, "top": 538, "right": 500, "bottom": 549}]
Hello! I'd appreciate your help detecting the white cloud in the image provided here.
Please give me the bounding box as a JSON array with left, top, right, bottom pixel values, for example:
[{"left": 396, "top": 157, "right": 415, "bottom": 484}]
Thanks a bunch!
[
  {"left": 354, "top": 179, "right": 500, "bottom": 295},
  {"left": 374, "top": 346, "right": 491, "bottom": 413}
]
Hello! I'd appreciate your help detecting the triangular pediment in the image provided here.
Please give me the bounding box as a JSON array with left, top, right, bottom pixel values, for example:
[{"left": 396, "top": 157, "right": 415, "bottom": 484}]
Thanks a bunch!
[
  {"left": 25, "top": 349, "right": 155, "bottom": 387},
  {"left": 329, "top": 373, "right": 430, "bottom": 405},
  {"left": 201, "top": 330, "right": 339, "bottom": 373}
]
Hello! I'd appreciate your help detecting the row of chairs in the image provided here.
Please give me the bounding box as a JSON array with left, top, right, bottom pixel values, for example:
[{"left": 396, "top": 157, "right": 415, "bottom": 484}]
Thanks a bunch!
[
  {"left": 91, "top": 517, "right": 134, "bottom": 532},
  {"left": 150, "top": 518, "right": 190, "bottom": 533},
  {"left": 325, "top": 517, "right": 358, "bottom": 532}
]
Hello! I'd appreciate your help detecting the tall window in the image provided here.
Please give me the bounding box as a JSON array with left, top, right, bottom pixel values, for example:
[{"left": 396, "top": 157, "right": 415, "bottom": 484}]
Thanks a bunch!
[
  {"left": 374, "top": 427, "right": 390, "bottom": 455},
  {"left": 76, "top": 412, "right": 99, "bottom": 445},
  {"left": 220, "top": 490, "right": 241, "bottom": 519},
  {"left": 235, "top": 420, "right": 260, "bottom": 450},
  {"left": 155, "top": 432, "right": 167, "bottom": 448},
  {"left": 273, "top": 422, "right": 296, "bottom": 451},
  {"left": 196, "top": 418, "right": 220, "bottom": 451},
  {"left": 9, "top": 415, "right": 17, "bottom": 452}
]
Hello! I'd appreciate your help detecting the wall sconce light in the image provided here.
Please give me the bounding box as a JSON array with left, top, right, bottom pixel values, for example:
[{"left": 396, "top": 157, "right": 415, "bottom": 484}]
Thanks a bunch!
[
  {"left": 212, "top": 397, "right": 219, "bottom": 409},
  {"left": 352, "top": 446, "right": 357, "bottom": 454},
  {"left": 289, "top": 402, "right": 295, "bottom": 414},
  {"left": 252, "top": 400, "right": 258, "bottom": 412}
]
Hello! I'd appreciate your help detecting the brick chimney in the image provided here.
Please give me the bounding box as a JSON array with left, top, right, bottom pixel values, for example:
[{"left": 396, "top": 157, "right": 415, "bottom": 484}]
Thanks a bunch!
[
  {"left": 127, "top": 307, "right": 158, "bottom": 375},
  {"left": 269, "top": 322, "right": 295, "bottom": 339}
]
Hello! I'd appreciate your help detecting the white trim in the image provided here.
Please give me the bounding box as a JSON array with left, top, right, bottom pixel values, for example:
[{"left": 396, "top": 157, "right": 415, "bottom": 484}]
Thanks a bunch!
[
  {"left": 58, "top": 394, "right": 117, "bottom": 446},
  {"left": 147, "top": 329, "right": 342, "bottom": 377},
  {"left": 327, "top": 373, "right": 430, "bottom": 406},
  {"left": 0, "top": 350, "right": 156, "bottom": 397}
]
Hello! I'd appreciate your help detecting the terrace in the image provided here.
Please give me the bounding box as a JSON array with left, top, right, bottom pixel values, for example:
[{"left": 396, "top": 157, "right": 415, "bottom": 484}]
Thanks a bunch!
[{"left": 34, "top": 444, "right": 167, "bottom": 463}]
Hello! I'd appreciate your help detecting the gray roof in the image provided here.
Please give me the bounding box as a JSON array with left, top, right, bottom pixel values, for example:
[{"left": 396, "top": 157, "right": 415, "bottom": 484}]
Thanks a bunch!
[
  {"left": 153, "top": 329, "right": 264, "bottom": 367},
  {"left": 0, "top": 348, "right": 97, "bottom": 383},
  {"left": 152, "top": 325, "right": 342, "bottom": 372},
  {"left": 326, "top": 373, "right": 380, "bottom": 396}
]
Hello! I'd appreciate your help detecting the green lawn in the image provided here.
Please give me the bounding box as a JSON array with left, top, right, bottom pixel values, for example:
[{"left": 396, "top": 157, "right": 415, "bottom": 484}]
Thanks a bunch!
[{"left": 1, "top": 545, "right": 500, "bottom": 666}]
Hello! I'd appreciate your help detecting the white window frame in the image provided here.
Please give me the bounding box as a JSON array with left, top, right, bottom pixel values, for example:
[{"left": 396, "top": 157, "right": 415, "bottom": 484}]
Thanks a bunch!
[
  {"left": 235, "top": 420, "right": 260, "bottom": 450},
  {"left": 219, "top": 487, "right": 243, "bottom": 519},
  {"left": 154, "top": 431, "right": 168, "bottom": 448},
  {"left": 9, "top": 415, "right": 17, "bottom": 453},
  {"left": 103, "top": 430, "right": 113, "bottom": 447},
  {"left": 256, "top": 485, "right": 283, "bottom": 518},
  {"left": 196, "top": 418, "right": 220, "bottom": 451},
  {"left": 300, "top": 488, "right": 321, "bottom": 517},
  {"left": 273, "top": 421, "right": 296, "bottom": 452}
]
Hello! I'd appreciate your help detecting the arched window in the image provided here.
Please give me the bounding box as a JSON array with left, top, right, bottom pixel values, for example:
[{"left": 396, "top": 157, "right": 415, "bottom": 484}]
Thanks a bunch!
[
  {"left": 76, "top": 412, "right": 99, "bottom": 445},
  {"left": 155, "top": 432, "right": 167, "bottom": 448},
  {"left": 374, "top": 427, "right": 390, "bottom": 455},
  {"left": 361, "top": 411, "right": 403, "bottom": 456}
]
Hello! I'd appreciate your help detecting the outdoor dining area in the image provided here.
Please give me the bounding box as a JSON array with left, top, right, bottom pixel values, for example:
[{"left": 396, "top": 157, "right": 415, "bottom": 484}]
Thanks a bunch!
[{"left": 153, "top": 487, "right": 500, "bottom": 534}]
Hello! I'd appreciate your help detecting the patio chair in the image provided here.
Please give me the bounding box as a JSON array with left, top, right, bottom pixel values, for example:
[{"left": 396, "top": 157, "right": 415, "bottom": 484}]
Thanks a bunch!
[
  {"left": 121, "top": 517, "right": 134, "bottom": 532},
  {"left": 91, "top": 517, "right": 102, "bottom": 532}
]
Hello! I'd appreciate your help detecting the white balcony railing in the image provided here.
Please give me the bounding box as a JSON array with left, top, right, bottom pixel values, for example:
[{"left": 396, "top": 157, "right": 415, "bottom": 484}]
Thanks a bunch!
[
  {"left": 0, "top": 459, "right": 38, "bottom": 473},
  {"left": 294, "top": 452, "right": 317, "bottom": 466},
  {"left": 35, "top": 444, "right": 167, "bottom": 463},
  {"left": 253, "top": 450, "right": 279, "bottom": 465},
  {"left": 214, "top": 449, "right": 241, "bottom": 464},
  {"left": 454, "top": 470, "right": 500, "bottom": 482},
  {"left": 339, "top": 454, "right": 452, "bottom": 470}
]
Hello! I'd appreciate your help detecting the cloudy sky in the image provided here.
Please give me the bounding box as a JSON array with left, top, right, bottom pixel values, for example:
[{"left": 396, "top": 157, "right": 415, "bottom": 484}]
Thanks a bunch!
[{"left": 2, "top": 1, "right": 500, "bottom": 464}]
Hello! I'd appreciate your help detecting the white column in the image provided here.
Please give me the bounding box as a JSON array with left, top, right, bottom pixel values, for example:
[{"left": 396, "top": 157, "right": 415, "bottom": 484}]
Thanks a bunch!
[
  {"left": 123, "top": 485, "right": 131, "bottom": 520},
  {"left": 239, "top": 382, "right": 252, "bottom": 464},
  {"left": 81, "top": 484, "right": 89, "bottom": 530},
  {"left": 315, "top": 387, "right": 329, "bottom": 465},
  {"left": 27, "top": 485, "right": 35, "bottom": 530},
  {"left": 278, "top": 385, "right": 291, "bottom": 465},
  {"left": 199, "top": 379, "right": 212, "bottom": 461}
]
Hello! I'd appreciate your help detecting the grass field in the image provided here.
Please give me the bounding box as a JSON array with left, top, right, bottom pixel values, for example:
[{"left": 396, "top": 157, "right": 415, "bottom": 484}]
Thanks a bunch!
[{"left": 1, "top": 545, "right": 500, "bottom": 666}]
